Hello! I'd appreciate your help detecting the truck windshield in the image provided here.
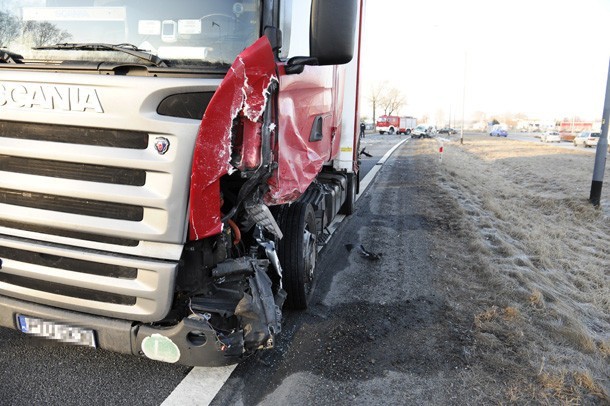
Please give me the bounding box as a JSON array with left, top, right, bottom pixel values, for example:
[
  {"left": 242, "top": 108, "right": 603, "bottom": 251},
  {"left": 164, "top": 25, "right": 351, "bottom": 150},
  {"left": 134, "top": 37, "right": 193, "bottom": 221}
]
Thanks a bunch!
[{"left": 0, "top": 0, "right": 261, "bottom": 69}]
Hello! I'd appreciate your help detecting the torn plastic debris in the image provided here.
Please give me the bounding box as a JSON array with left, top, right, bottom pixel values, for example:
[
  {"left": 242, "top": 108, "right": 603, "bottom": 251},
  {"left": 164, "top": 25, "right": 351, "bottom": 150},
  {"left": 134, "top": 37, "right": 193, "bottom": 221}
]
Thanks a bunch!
[
  {"left": 189, "top": 37, "right": 277, "bottom": 240},
  {"left": 234, "top": 263, "right": 284, "bottom": 351},
  {"left": 345, "top": 244, "right": 383, "bottom": 260}
]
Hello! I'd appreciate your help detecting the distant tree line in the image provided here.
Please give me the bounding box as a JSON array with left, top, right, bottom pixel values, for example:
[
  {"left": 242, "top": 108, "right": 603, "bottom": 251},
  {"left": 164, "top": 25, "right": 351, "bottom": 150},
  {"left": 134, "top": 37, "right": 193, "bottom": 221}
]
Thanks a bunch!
[{"left": 0, "top": 11, "right": 71, "bottom": 48}]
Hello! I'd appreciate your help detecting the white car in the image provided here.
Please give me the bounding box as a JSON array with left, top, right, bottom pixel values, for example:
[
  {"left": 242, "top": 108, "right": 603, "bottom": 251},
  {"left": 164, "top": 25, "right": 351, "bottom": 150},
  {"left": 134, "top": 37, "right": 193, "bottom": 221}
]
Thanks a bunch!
[
  {"left": 412, "top": 124, "right": 432, "bottom": 138},
  {"left": 541, "top": 131, "right": 561, "bottom": 143},
  {"left": 573, "top": 131, "right": 600, "bottom": 147}
]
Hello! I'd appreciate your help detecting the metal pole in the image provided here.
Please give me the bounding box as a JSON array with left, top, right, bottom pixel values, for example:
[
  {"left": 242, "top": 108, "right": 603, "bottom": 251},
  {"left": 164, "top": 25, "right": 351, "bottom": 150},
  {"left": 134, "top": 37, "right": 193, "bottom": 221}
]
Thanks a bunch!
[
  {"left": 460, "top": 51, "right": 467, "bottom": 145},
  {"left": 589, "top": 58, "right": 610, "bottom": 206}
]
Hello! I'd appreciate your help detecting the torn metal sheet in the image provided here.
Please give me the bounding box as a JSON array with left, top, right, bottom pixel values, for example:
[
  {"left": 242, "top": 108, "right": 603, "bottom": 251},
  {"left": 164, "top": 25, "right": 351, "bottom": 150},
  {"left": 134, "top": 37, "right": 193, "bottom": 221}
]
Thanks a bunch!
[
  {"left": 189, "top": 37, "right": 277, "bottom": 241},
  {"left": 265, "top": 65, "right": 339, "bottom": 205}
]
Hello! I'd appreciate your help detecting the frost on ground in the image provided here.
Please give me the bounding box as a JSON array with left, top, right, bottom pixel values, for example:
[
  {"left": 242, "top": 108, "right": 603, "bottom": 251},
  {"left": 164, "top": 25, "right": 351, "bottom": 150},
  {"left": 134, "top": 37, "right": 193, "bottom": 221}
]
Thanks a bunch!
[
  {"left": 242, "top": 135, "right": 609, "bottom": 406},
  {"left": 434, "top": 136, "right": 610, "bottom": 403}
]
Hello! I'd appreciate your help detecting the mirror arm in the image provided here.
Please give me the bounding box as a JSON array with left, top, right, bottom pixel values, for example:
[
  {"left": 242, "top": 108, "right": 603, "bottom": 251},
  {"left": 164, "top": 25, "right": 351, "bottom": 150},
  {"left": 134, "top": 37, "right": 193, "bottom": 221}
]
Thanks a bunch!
[{"left": 285, "top": 56, "right": 319, "bottom": 75}]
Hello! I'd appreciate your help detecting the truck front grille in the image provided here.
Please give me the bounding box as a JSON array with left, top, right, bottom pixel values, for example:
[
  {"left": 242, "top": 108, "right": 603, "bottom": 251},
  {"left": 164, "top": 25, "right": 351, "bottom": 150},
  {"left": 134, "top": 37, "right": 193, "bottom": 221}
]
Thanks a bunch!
[
  {"left": 0, "top": 245, "right": 138, "bottom": 279},
  {"left": 0, "top": 73, "right": 215, "bottom": 321},
  {"left": 0, "top": 236, "right": 177, "bottom": 322},
  {"left": 0, "top": 155, "right": 146, "bottom": 186},
  {"left": 0, "top": 114, "right": 197, "bottom": 255},
  {"left": 0, "top": 244, "right": 139, "bottom": 307},
  {"left": 0, "top": 274, "right": 136, "bottom": 306},
  {"left": 0, "top": 120, "right": 148, "bottom": 149},
  {"left": 0, "top": 187, "right": 144, "bottom": 221},
  {"left": 0, "top": 219, "right": 139, "bottom": 246}
]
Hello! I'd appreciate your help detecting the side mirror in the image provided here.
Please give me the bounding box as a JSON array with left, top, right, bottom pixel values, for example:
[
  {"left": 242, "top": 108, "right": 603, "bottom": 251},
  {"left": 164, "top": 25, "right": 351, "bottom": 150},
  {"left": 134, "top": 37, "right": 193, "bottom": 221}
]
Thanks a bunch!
[{"left": 310, "top": 0, "right": 357, "bottom": 65}]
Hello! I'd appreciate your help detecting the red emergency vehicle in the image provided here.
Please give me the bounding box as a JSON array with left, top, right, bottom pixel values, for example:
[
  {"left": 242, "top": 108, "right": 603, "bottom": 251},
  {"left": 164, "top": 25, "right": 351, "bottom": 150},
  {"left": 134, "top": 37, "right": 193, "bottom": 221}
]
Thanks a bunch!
[{"left": 376, "top": 115, "right": 417, "bottom": 135}]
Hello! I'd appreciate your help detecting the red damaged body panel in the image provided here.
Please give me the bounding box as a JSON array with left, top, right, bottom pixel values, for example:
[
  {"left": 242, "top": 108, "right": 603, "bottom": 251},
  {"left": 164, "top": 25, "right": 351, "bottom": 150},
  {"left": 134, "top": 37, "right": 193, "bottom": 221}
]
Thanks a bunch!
[
  {"left": 189, "top": 37, "right": 276, "bottom": 241},
  {"left": 265, "top": 64, "right": 340, "bottom": 205}
]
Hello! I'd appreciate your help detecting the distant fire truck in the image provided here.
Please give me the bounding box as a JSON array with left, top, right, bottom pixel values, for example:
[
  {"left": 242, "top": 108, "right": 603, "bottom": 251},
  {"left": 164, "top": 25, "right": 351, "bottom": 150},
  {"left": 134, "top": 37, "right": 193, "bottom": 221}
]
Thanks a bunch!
[{"left": 375, "top": 115, "right": 416, "bottom": 135}]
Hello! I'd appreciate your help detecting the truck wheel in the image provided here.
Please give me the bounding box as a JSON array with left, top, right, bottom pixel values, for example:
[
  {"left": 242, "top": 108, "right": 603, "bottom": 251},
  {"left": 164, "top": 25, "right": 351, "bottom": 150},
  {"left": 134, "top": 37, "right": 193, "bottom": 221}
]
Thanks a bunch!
[
  {"left": 340, "top": 172, "right": 359, "bottom": 215},
  {"left": 406, "top": 129, "right": 411, "bottom": 135},
  {"left": 277, "top": 202, "right": 317, "bottom": 310},
  {"left": 379, "top": 131, "right": 385, "bottom": 135},
  {"left": 388, "top": 128, "right": 395, "bottom": 135}
]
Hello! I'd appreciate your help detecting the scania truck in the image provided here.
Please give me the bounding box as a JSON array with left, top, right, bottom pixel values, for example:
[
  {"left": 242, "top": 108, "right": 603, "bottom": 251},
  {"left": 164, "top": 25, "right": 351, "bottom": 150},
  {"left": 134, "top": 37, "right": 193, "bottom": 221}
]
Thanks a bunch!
[{"left": 0, "top": 0, "right": 363, "bottom": 366}]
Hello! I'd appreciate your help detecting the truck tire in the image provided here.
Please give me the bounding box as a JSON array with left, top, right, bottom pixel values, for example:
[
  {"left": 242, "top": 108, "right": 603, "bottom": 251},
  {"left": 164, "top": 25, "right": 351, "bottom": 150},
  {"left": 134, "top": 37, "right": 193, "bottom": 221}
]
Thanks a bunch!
[
  {"left": 277, "top": 202, "right": 317, "bottom": 310},
  {"left": 379, "top": 131, "right": 385, "bottom": 135},
  {"left": 406, "top": 129, "right": 411, "bottom": 135},
  {"left": 388, "top": 127, "right": 395, "bottom": 135},
  {"left": 340, "top": 172, "right": 359, "bottom": 215}
]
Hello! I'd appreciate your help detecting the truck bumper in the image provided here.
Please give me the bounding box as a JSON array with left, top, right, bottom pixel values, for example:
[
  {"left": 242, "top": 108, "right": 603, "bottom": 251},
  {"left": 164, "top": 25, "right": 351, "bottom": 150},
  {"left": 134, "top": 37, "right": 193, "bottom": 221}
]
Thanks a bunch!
[{"left": 0, "top": 295, "right": 243, "bottom": 367}]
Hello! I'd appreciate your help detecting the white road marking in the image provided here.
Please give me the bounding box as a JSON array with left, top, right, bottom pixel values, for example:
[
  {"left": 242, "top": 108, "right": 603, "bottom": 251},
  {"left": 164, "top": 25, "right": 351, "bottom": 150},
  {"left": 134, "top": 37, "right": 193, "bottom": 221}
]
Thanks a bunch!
[
  {"left": 161, "top": 365, "right": 236, "bottom": 406},
  {"left": 160, "top": 137, "right": 408, "bottom": 405}
]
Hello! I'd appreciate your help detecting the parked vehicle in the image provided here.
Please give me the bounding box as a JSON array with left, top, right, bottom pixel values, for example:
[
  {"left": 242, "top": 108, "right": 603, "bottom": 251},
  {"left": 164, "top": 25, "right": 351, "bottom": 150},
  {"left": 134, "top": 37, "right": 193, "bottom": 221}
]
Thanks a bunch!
[
  {"left": 541, "top": 131, "right": 561, "bottom": 143},
  {"left": 438, "top": 127, "right": 457, "bottom": 135},
  {"left": 0, "top": 0, "right": 363, "bottom": 367},
  {"left": 376, "top": 115, "right": 416, "bottom": 135},
  {"left": 490, "top": 125, "right": 508, "bottom": 137},
  {"left": 573, "top": 131, "right": 601, "bottom": 147}
]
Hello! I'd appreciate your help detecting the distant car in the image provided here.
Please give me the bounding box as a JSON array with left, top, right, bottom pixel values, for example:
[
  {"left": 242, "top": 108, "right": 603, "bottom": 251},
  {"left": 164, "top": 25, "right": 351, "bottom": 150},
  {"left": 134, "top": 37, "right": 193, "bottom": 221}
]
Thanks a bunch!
[
  {"left": 412, "top": 124, "right": 433, "bottom": 138},
  {"left": 490, "top": 127, "right": 508, "bottom": 137},
  {"left": 573, "top": 131, "right": 600, "bottom": 147},
  {"left": 438, "top": 127, "right": 457, "bottom": 135},
  {"left": 541, "top": 131, "right": 561, "bottom": 143}
]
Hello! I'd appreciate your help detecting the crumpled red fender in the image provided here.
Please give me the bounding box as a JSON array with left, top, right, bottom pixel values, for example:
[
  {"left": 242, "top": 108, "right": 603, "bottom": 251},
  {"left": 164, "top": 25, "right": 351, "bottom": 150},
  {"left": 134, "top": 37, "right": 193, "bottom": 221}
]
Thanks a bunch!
[
  {"left": 265, "top": 94, "right": 326, "bottom": 204},
  {"left": 264, "top": 65, "right": 334, "bottom": 205},
  {"left": 189, "top": 37, "right": 277, "bottom": 241}
]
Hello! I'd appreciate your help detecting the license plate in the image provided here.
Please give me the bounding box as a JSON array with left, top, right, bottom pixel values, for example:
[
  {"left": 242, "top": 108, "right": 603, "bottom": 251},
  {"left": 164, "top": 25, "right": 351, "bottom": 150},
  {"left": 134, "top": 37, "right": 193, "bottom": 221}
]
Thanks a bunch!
[{"left": 17, "top": 315, "right": 97, "bottom": 348}]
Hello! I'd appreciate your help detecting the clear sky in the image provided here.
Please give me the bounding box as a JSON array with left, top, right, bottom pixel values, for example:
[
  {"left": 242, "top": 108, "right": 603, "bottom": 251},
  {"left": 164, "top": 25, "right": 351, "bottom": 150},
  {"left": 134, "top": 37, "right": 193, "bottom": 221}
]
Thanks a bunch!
[{"left": 361, "top": 0, "right": 610, "bottom": 124}]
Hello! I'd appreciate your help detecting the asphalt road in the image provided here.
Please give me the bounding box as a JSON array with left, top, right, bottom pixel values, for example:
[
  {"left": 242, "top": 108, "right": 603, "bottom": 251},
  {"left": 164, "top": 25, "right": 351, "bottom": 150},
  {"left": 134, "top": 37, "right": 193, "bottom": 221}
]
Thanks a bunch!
[{"left": 0, "top": 133, "right": 405, "bottom": 406}]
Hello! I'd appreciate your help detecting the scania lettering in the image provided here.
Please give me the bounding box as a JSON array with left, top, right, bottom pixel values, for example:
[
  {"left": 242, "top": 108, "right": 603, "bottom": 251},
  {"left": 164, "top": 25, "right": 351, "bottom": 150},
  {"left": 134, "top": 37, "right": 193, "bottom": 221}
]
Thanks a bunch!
[
  {"left": 0, "top": 0, "right": 364, "bottom": 366},
  {"left": 0, "top": 83, "right": 103, "bottom": 112}
]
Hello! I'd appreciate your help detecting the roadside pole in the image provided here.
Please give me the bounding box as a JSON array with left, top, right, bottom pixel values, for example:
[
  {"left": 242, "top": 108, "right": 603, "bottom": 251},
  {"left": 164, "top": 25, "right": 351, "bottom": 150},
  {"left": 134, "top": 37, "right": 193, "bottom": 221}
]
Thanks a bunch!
[
  {"left": 460, "top": 51, "right": 467, "bottom": 145},
  {"left": 589, "top": 59, "right": 610, "bottom": 206}
]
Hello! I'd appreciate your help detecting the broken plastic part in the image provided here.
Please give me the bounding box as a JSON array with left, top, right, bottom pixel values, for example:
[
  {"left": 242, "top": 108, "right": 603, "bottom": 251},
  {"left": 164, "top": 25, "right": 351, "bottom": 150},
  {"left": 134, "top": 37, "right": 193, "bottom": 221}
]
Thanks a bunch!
[
  {"left": 245, "top": 202, "right": 283, "bottom": 239},
  {"left": 345, "top": 243, "right": 382, "bottom": 260},
  {"left": 254, "top": 226, "right": 283, "bottom": 290},
  {"left": 234, "top": 262, "right": 283, "bottom": 351}
]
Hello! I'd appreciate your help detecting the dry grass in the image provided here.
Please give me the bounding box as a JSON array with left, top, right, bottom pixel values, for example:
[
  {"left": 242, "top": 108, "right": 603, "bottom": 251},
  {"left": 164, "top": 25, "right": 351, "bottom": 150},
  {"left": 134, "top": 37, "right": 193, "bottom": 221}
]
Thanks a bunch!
[
  {"left": 536, "top": 370, "right": 610, "bottom": 404},
  {"left": 433, "top": 135, "right": 610, "bottom": 403},
  {"left": 599, "top": 340, "right": 610, "bottom": 358},
  {"left": 529, "top": 289, "right": 545, "bottom": 309}
]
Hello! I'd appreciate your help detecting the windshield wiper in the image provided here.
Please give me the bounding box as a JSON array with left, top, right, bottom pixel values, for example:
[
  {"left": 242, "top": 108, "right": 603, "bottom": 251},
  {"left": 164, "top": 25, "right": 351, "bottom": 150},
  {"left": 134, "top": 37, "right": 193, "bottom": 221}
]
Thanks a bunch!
[
  {"left": 0, "top": 48, "right": 24, "bottom": 64},
  {"left": 33, "top": 43, "right": 168, "bottom": 67}
]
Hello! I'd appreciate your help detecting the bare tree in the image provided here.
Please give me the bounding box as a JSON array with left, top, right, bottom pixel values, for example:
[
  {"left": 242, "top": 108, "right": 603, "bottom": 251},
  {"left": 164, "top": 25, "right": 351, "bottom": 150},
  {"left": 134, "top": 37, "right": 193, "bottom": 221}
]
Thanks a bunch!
[
  {"left": 367, "top": 81, "right": 388, "bottom": 124},
  {"left": 24, "top": 21, "right": 71, "bottom": 47},
  {"left": 0, "top": 11, "right": 20, "bottom": 46},
  {"left": 379, "top": 86, "right": 406, "bottom": 116}
]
